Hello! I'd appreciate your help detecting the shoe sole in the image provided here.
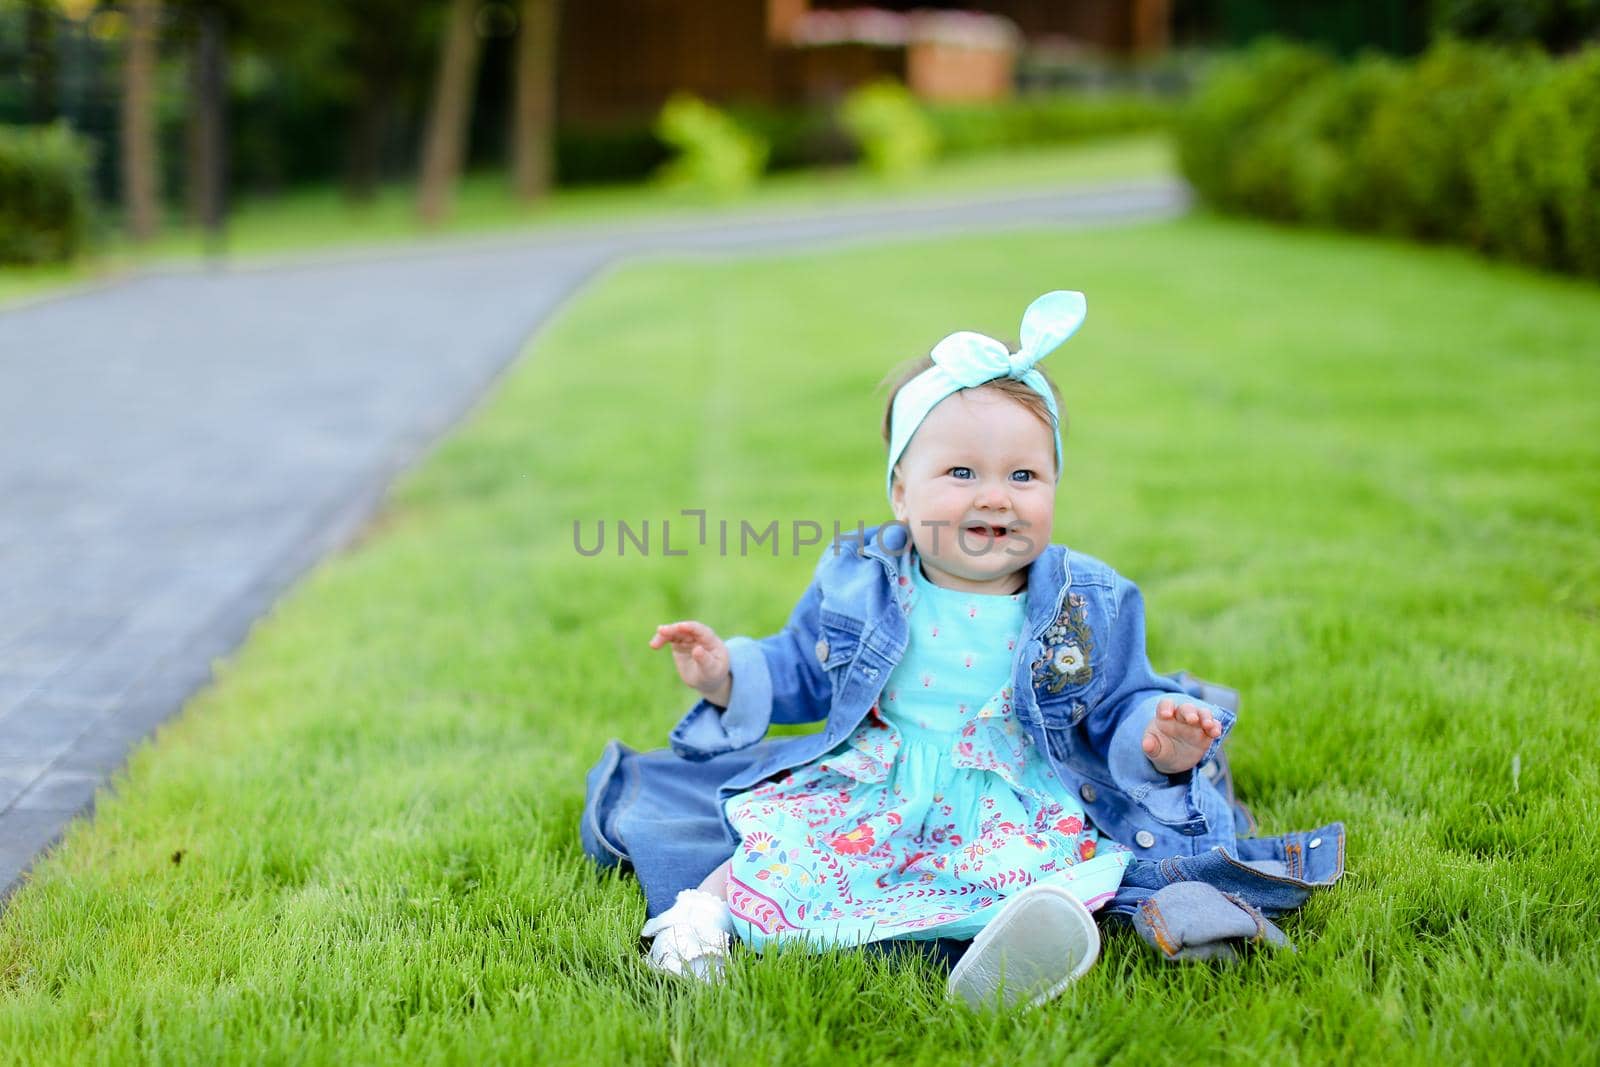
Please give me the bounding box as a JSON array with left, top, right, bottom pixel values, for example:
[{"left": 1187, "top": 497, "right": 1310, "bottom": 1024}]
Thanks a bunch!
[{"left": 946, "top": 882, "right": 1100, "bottom": 1011}]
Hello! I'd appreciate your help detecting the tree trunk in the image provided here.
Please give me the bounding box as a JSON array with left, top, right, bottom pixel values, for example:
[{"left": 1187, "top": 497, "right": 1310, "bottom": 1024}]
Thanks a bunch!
[
  {"left": 1129, "top": 0, "right": 1171, "bottom": 56},
  {"left": 24, "top": 0, "right": 59, "bottom": 122},
  {"left": 416, "top": 0, "right": 484, "bottom": 227},
  {"left": 121, "top": 0, "right": 162, "bottom": 243},
  {"left": 510, "top": 0, "right": 558, "bottom": 202},
  {"left": 343, "top": 86, "right": 392, "bottom": 205},
  {"left": 185, "top": 3, "right": 228, "bottom": 252}
]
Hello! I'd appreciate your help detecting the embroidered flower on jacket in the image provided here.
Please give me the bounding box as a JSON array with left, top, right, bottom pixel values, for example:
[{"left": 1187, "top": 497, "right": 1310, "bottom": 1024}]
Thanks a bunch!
[
  {"left": 742, "top": 831, "right": 774, "bottom": 857},
  {"left": 1053, "top": 644, "right": 1085, "bottom": 675},
  {"left": 1033, "top": 592, "right": 1095, "bottom": 694}
]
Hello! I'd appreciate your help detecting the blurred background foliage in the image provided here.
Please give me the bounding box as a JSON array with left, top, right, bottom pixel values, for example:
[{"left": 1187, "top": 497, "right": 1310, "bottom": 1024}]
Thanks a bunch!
[
  {"left": 1175, "top": 37, "right": 1600, "bottom": 278},
  {"left": 0, "top": 0, "right": 1596, "bottom": 270},
  {"left": 653, "top": 92, "right": 769, "bottom": 199}
]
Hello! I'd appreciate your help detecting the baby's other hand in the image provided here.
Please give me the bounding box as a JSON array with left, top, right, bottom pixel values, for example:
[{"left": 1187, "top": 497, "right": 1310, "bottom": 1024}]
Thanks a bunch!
[
  {"left": 1141, "top": 697, "right": 1223, "bottom": 775},
  {"left": 649, "top": 621, "right": 733, "bottom": 706}
]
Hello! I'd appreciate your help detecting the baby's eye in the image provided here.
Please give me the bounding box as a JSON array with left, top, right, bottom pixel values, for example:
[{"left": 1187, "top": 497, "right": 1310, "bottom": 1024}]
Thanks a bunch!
[
  {"left": 1010, "top": 470, "right": 1035, "bottom": 483},
  {"left": 948, "top": 466, "right": 974, "bottom": 480}
]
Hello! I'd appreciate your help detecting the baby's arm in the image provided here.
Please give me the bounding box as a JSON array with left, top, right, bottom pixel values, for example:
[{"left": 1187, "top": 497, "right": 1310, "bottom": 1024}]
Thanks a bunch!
[
  {"left": 1081, "top": 574, "right": 1233, "bottom": 780},
  {"left": 650, "top": 621, "right": 733, "bottom": 707},
  {"left": 657, "top": 563, "right": 834, "bottom": 761},
  {"left": 1142, "top": 696, "right": 1224, "bottom": 775}
]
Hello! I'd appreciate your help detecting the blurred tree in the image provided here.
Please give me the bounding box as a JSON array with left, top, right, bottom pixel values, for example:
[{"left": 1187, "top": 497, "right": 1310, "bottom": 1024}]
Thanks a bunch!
[
  {"left": 334, "top": 0, "right": 436, "bottom": 204},
  {"left": 23, "top": 0, "right": 58, "bottom": 121},
  {"left": 119, "top": 0, "right": 160, "bottom": 242},
  {"left": 417, "top": 0, "right": 483, "bottom": 225},
  {"left": 162, "top": 0, "right": 328, "bottom": 241},
  {"left": 1177, "top": 0, "right": 1431, "bottom": 57},
  {"left": 1431, "top": 0, "right": 1600, "bottom": 52},
  {"left": 509, "top": 0, "right": 556, "bottom": 202},
  {"left": 184, "top": 1, "right": 223, "bottom": 241}
]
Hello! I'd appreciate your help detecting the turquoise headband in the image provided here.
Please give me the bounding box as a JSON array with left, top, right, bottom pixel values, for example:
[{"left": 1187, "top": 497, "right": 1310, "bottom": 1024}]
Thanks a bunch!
[{"left": 886, "top": 290, "right": 1087, "bottom": 503}]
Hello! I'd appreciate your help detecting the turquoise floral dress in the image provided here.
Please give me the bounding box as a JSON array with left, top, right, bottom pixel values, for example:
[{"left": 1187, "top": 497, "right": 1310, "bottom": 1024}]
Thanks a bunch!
[{"left": 723, "top": 554, "right": 1131, "bottom": 950}]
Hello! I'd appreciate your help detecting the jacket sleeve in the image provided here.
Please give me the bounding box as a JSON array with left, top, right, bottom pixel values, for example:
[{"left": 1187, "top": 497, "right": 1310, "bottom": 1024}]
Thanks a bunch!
[
  {"left": 1080, "top": 573, "right": 1236, "bottom": 829},
  {"left": 668, "top": 559, "right": 833, "bottom": 762}
]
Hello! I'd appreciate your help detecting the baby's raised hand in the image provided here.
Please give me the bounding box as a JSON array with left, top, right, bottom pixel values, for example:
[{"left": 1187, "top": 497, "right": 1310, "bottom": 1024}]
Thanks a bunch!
[
  {"left": 649, "top": 621, "right": 733, "bottom": 707},
  {"left": 1141, "top": 697, "right": 1223, "bottom": 775}
]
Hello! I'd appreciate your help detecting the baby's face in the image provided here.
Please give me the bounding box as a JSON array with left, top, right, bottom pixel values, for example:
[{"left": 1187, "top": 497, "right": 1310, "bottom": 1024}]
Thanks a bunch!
[{"left": 890, "top": 387, "right": 1057, "bottom": 594}]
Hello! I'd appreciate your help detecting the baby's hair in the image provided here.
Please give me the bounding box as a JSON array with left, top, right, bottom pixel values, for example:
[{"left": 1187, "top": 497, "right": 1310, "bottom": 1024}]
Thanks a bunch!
[{"left": 878, "top": 355, "right": 1066, "bottom": 475}]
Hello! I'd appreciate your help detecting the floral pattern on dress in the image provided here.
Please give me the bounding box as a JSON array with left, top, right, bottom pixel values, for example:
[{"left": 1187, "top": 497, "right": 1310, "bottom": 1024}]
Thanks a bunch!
[{"left": 723, "top": 553, "right": 1130, "bottom": 950}]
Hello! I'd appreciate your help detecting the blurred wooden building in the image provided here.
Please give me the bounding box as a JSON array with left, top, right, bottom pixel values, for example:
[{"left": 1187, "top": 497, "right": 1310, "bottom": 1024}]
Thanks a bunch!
[{"left": 556, "top": 0, "right": 1173, "bottom": 123}]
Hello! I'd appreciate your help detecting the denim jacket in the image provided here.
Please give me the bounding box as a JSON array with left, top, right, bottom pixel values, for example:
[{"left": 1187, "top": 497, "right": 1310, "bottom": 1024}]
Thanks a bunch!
[{"left": 668, "top": 521, "right": 1241, "bottom": 861}]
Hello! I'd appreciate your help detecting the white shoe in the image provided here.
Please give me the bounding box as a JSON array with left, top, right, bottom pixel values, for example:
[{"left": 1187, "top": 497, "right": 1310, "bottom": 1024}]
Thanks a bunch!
[
  {"left": 640, "top": 889, "right": 733, "bottom": 983},
  {"left": 946, "top": 881, "right": 1100, "bottom": 1011}
]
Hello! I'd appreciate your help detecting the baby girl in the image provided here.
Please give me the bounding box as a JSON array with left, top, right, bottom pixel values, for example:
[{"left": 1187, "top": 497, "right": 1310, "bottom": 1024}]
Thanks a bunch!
[{"left": 635, "top": 292, "right": 1232, "bottom": 1009}]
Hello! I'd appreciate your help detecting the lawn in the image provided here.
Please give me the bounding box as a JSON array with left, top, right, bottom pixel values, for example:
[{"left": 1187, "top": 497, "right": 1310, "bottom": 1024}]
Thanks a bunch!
[
  {"left": 0, "top": 134, "right": 1171, "bottom": 310},
  {"left": 2, "top": 212, "right": 1597, "bottom": 1063}
]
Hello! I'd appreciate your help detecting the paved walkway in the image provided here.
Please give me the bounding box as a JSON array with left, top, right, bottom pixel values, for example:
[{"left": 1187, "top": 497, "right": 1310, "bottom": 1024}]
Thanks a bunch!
[{"left": 0, "top": 177, "right": 1189, "bottom": 897}]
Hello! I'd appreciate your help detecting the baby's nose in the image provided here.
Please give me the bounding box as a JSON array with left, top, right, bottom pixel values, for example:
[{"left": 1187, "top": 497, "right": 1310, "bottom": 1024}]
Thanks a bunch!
[{"left": 975, "top": 483, "right": 1011, "bottom": 508}]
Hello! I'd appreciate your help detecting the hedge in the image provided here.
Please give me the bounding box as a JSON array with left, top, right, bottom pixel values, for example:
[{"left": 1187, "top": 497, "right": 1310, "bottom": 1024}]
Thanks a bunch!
[
  {"left": 923, "top": 93, "right": 1173, "bottom": 158},
  {"left": 0, "top": 121, "right": 95, "bottom": 265},
  {"left": 1175, "top": 38, "right": 1600, "bottom": 279}
]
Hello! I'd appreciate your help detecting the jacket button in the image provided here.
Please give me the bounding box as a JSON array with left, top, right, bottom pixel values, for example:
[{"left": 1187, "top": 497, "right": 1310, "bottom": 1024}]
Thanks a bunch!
[
  {"left": 864, "top": 666, "right": 879, "bottom": 678},
  {"left": 1134, "top": 830, "right": 1156, "bottom": 849},
  {"left": 1309, "top": 837, "right": 1323, "bottom": 849},
  {"left": 1079, "top": 783, "right": 1096, "bottom": 803},
  {"left": 814, "top": 637, "right": 829, "bottom": 664}
]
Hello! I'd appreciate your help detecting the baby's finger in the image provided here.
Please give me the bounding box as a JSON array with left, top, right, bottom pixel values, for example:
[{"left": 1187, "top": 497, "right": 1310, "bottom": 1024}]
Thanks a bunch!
[
  {"left": 661, "top": 622, "right": 706, "bottom": 644},
  {"left": 1156, "top": 698, "right": 1175, "bottom": 720},
  {"left": 649, "top": 624, "right": 680, "bottom": 649},
  {"left": 1142, "top": 730, "right": 1164, "bottom": 759},
  {"left": 1180, "top": 704, "right": 1200, "bottom": 726}
]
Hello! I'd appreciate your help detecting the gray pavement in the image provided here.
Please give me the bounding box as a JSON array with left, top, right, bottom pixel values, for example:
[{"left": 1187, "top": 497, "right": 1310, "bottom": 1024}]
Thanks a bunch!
[{"left": 0, "top": 176, "right": 1189, "bottom": 899}]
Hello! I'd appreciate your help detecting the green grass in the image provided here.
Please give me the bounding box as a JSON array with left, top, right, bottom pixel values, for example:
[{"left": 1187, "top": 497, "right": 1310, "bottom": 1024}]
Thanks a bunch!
[
  {"left": 3, "top": 212, "right": 1598, "bottom": 1063},
  {"left": 0, "top": 134, "right": 1170, "bottom": 310}
]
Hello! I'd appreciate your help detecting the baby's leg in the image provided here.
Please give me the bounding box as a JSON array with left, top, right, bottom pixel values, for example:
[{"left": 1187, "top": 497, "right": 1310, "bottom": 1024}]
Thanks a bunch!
[
  {"left": 696, "top": 860, "right": 732, "bottom": 900},
  {"left": 641, "top": 861, "right": 735, "bottom": 981}
]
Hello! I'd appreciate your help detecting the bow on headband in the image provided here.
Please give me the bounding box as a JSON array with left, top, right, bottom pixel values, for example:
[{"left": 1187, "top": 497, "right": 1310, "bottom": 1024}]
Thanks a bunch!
[{"left": 886, "top": 290, "right": 1087, "bottom": 503}]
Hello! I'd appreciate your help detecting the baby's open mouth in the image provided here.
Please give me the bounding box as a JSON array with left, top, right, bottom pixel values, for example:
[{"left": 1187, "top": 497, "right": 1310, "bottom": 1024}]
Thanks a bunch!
[{"left": 964, "top": 523, "right": 1009, "bottom": 539}]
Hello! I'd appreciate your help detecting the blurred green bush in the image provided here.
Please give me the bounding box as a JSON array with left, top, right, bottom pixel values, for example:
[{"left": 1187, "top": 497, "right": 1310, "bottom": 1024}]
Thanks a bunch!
[
  {"left": 0, "top": 121, "right": 95, "bottom": 265},
  {"left": 925, "top": 92, "right": 1172, "bottom": 158},
  {"left": 1174, "top": 40, "right": 1334, "bottom": 214},
  {"left": 1362, "top": 41, "right": 1536, "bottom": 244},
  {"left": 653, "top": 94, "right": 769, "bottom": 199},
  {"left": 839, "top": 80, "right": 938, "bottom": 180},
  {"left": 1476, "top": 48, "right": 1600, "bottom": 276},
  {"left": 1226, "top": 51, "right": 1398, "bottom": 225},
  {"left": 1175, "top": 37, "right": 1600, "bottom": 280}
]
